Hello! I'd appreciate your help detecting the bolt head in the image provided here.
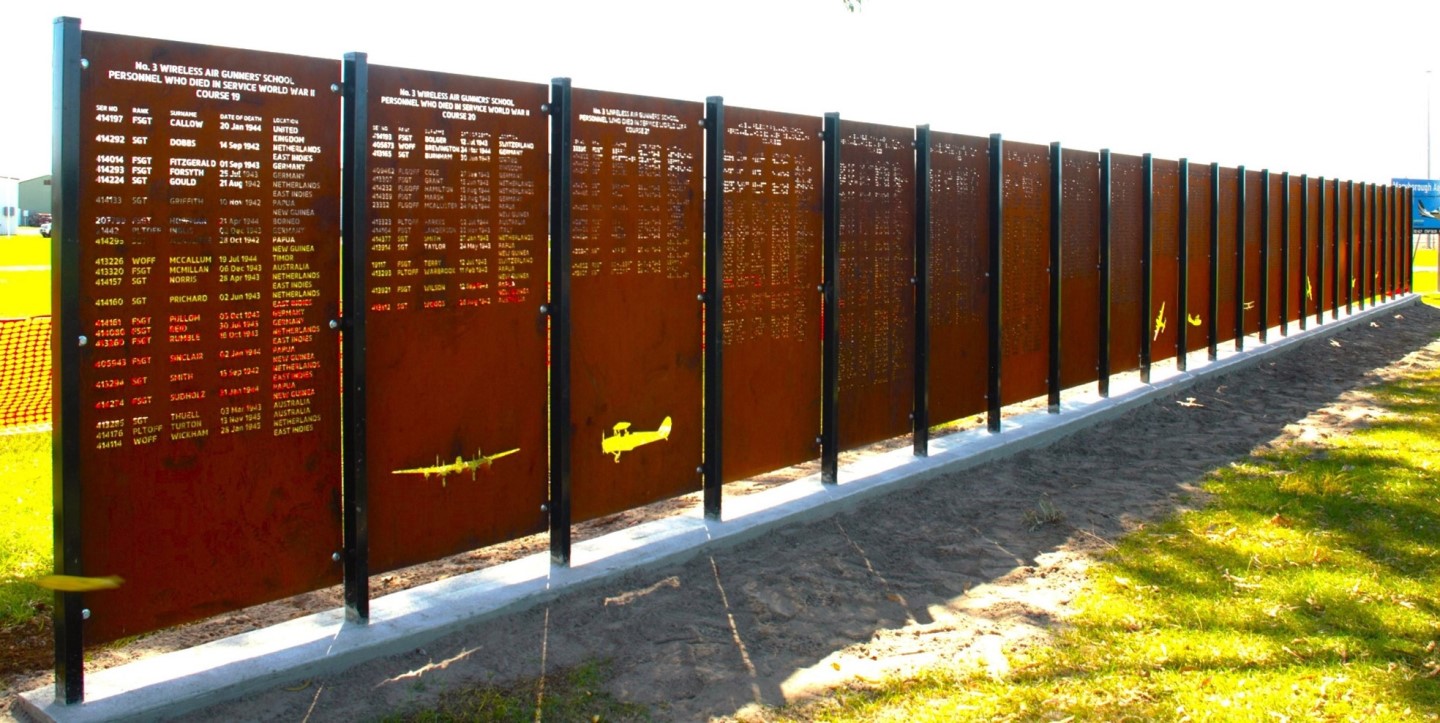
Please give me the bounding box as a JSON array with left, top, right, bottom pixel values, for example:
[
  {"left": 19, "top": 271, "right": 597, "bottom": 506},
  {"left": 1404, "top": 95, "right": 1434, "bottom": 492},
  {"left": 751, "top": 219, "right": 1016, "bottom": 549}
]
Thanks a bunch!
[
  {"left": 78, "top": 335, "right": 88, "bottom": 347},
  {"left": 81, "top": 608, "right": 91, "bottom": 620},
  {"left": 332, "top": 552, "right": 341, "bottom": 562},
  {"left": 540, "top": 503, "right": 549, "bottom": 512},
  {"left": 330, "top": 83, "right": 341, "bottom": 93},
  {"left": 539, "top": 304, "right": 550, "bottom": 315},
  {"left": 328, "top": 319, "right": 340, "bottom": 330},
  {"left": 80, "top": 58, "right": 90, "bottom": 69}
]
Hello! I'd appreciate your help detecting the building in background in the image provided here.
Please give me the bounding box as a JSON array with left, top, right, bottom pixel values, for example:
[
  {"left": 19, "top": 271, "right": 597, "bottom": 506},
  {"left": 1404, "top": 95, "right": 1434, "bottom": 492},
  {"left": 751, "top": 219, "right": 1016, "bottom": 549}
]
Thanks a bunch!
[{"left": 18, "top": 174, "right": 51, "bottom": 226}]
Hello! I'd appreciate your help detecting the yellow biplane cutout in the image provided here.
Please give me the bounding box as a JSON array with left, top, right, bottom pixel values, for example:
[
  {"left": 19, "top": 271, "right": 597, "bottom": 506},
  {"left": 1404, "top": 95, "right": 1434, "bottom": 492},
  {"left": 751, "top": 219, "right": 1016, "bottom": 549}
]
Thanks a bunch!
[
  {"left": 1305, "top": 277, "right": 1314, "bottom": 301},
  {"left": 1243, "top": 300, "right": 1256, "bottom": 311},
  {"left": 1153, "top": 302, "right": 1167, "bottom": 340},
  {"left": 602, "top": 416, "right": 673, "bottom": 462},
  {"left": 393, "top": 448, "right": 519, "bottom": 485},
  {"left": 36, "top": 575, "right": 123, "bottom": 592},
  {"left": 1187, "top": 313, "right": 1203, "bottom": 327}
]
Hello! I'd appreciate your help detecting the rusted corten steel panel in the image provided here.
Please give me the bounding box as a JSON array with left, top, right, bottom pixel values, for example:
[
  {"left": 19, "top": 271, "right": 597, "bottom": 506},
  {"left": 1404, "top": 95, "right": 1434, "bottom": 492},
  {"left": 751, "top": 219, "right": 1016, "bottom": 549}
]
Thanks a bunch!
[
  {"left": 363, "top": 66, "right": 548, "bottom": 573},
  {"left": 1287, "top": 174, "right": 1305, "bottom": 322},
  {"left": 1109, "top": 153, "right": 1144, "bottom": 374},
  {"left": 927, "top": 132, "right": 989, "bottom": 425},
  {"left": 1215, "top": 166, "right": 1238, "bottom": 345},
  {"left": 1336, "top": 182, "right": 1350, "bottom": 310},
  {"left": 76, "top": 32, "right": 341, "bottom": 643},
  {"left": 1151, "top": 159, "right": 1181, "bottom": 362},
  {"left": 1059, "top": 147, "right": 1100, "bottom": 390},
  {"left": 1266, "top": 173, "right": 1285, "bottom": 329},
  {"left": 1243, "top": 169, "right": 1263, "bottom": 335},
  {"left": 1000, "top": 140, "right": 1051, "bottom": 405},
  {"left": 1306, "top": 177, "right": 1321, "bottom": 316},
  {"left": 1320, "top": 181, "right": 1336, "bottom": 313},
  {"left": 1186, "top": 163, "right": 1213, "bottom": 352},
  {"left": 720, "top": 106, "right": 823, "bottom": 483},
  {"left": 837, "top": 121, "right": 915, "bottom": 450},
  {"left": 568, "top": 88, "right": 703, "bottom": 522}
]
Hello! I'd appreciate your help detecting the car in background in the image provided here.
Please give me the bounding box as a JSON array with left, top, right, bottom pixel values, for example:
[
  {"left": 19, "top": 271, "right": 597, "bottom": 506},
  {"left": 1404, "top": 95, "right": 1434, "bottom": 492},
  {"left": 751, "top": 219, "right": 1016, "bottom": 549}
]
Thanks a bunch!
[{"left": 39, "top": 221, "right": 51, "bottom": 238}]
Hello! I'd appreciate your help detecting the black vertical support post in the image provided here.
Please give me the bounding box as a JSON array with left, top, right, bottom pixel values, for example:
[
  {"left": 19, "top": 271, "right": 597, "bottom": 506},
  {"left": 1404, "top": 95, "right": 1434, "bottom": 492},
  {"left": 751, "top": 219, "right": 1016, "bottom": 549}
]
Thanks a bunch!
[
  {"left": 821, "top": 113, "right": 841, "bottom": 483},
  {"left": 1379, "top": 185, "right": 1387, "bottom": 301},
  {"left": 1099, "top": 149, "right": 1113, "bottom": 391},
  {"left": 1208, "top": 162, "right": 1219, "bottom": 360},
  {"left": 1316, "top": 177, "right": 1327, "bottom": 325},
  {"left": 1410, "top": 188, "right": 1416, "bottom": 292},
  {"left": 1280, "top": 172, "right": 1290, "bottom": 334},
  {"left": 339, "top": 52, "right": 370, "bottom": 624},
  {"left": 702, "top": 97, "right": 724, "bottom": 518},
  {"left": 1234, "top": 166, "right": 1246, "bottom": 351},
  {"left": 547, "top": 78, "right": 573, "bottom": 565},
  {"left": 1259, "top": 169, "right": 1270, "bottom": 343},
  {"left": 987, "top": 134, "right": 1004, "bottom": 432},
  {"left": 1369, "top": 183, "right": 1377, "bottom": 304},
  {"left": 1140, "top": 153, "right": 1153, "bottom": 382},
  {"left": 1176, "top": 158, "right": 1190, "bottom": 371},
  {"left": 52, "top": 15, "right": 84, "bottom": 706},
  {"left": 1299, "top": 174, "right": 1309, "bottom": 330},
  {"left": 912, "top": 125, "right": 930, "bottom": 456},
  {"left": 1331, "top": 179, "right": 1340, "bottom": 320},
  {"left": 1047, "top": 142, "right": 1062, "bottom": 413}
]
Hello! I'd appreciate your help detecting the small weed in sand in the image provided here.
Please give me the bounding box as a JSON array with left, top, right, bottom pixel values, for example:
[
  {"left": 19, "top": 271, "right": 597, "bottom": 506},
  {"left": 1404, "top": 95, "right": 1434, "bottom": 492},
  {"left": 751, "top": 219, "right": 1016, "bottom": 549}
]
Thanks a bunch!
[
  {"left": 775, "top": 362, "right": 1440, "bottom": 721},
  {"left": 1023, "top": 497, "right": 1066, "bottom": 530},
  {"left": 385, "top": 659, "right": 649, "bottom": 722}
]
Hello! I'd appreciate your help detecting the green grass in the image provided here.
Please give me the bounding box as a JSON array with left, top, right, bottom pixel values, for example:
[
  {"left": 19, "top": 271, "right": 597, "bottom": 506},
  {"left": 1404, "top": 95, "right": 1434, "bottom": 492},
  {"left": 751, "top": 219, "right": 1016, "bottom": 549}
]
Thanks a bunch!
[
  {"left": 778, "top": 357, "right": 1440, "bottom": 721},
  {"left": 384, "top": 659, "right": 650, "bottom": 722},
  {"left": 0, "top": 432, "right": 52, "bottom": 624},
  {"left": 0, "top": 233, "right": 50, "bottom": 318}
]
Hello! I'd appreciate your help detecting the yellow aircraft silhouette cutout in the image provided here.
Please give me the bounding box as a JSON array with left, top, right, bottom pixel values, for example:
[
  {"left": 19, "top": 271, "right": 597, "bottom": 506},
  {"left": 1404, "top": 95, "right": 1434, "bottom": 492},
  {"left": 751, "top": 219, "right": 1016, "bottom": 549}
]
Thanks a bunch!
[
  {"left": 393, "top": 448, "right": 519, "bottom": 485},
  {"left": 1187, "top": 313, "right": 1203, "bottom": 327},
  {"left": 1153, "top": 302, "right": 1167, "bottom": 341},
  {"left": 602, "top": 416, "right": 673, "bottom": 462}
]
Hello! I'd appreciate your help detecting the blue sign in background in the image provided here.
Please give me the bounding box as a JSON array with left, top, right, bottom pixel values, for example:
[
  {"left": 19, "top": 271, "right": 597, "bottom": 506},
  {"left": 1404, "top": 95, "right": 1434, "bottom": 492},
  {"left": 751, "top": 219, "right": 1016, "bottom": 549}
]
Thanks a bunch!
[{"left": 1394, "top": 177, "right": 1440, "bottom": 232}]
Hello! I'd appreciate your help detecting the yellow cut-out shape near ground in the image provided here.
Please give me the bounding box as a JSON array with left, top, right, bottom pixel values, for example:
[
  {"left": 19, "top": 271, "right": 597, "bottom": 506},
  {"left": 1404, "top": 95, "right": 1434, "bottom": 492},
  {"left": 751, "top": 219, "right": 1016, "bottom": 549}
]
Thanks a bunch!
[
  {"left": 603, "top": 416, "right": 673, "bottom": 462},
  {"left": 1187, "top": 313, "right": 1203, "bottom": 327},
  {"left": 393, "top": 448, "right": 519, "bottom": 485},
  {"left": 1153, "top": 302, "right": 1167, "bottom": 341}
]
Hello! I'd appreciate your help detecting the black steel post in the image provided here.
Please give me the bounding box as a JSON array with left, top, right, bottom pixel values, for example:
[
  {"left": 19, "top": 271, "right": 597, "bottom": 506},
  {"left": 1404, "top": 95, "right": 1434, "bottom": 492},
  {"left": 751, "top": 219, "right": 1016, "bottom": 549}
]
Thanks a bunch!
[
  {"left": 1047, "top": 142, "right": 1062, "bottom": 413},
  {"left": 702, "top": 97, "right": 724, "bottom": 518},
  {"left": 987, "top": 134, "right": 1004, "bottom": 432},
  {"left": 547, "top": 78, "right": 573, "bottom": 565},
  {"left": 913, "top": 125, "right": 930, "bottom": 456},
  {"left": 1410, "top": 188, "right": 1416, "bottom": 292},
  {"left": 51, "top": 15, "right": 84, "bottom": 706},
  {"left": 821, "top": 113, "right": 841, "bottom": 482},
  {"left": 1099, "top": 149, "right": 1113, "bottom": 391},
  {"left": 1176, "top": 158, "right": 1190, "bottom": 371},
  {"left": 339, "top": 52, "right": 370, "bottom": 624},
  {"left": 1235, "top": 166, "right": 1246, "bottom": 351},
  {"left": 1140, "top": 153, "right": 1153, "bottom": 382},
  {"left": 1208, "top": 163, "right": 1219, "bottom": 360},
  {"left": 1259, "top": 170, "right": 1270, "bottom": 343},
  {"left": 1316, "top": 177, "right": 1326, "bottom": 325},
  {"left": 1280, "top": 172, "right": 1290, "bottom": 334}
]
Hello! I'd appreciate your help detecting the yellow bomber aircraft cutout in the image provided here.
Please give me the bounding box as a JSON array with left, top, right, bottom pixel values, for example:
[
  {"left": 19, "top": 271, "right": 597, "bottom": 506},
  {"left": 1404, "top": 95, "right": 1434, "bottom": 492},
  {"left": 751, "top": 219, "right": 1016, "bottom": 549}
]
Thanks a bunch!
[
  {"left": 393, "top": 448, "right": 519, "bottom": 486},
  {"left": 602, "top": 416, "right": 673, "bottom": 462}
]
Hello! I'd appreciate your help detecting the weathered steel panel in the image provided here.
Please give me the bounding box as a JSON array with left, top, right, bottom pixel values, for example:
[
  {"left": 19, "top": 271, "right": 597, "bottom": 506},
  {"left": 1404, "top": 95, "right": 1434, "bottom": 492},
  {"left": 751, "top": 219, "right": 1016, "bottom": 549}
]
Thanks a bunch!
[
  {"left": 1109, "top": 153, "right": 1143, "bottom": 374},
  {"left": 1243, "top": 169, "right": 1263, "bottom": 334},
  {"left": 720, "top": 107, "right": 823, "bottom": 482},
  {"left": 1151, "top": 158, "right": 1180, "bottom": 361},
  {"left": 1000, "top": 141, "right": 1050, "bottom": 404},
  {"left": 363, "top": 65, "right": 549, "bottom": 573},
  {"left": 1186, "top": 163, "right": 1212, "bottom": 352},
  {"left": 1059, "top": 148, "right": 1100, "bottom": 389},
  {"left": 568, "top": 88, "right": 704, "bottom": 522},
  {"left": 1216, "top": 166, "right": 1238, "bottom": 345},
  {"left": 76, "top": 32, "right": 341, "bottom": 643},
  {"left": 837, "top": 121, "right": 915, "bottom": 449},
  {"left": 926, "top": 132, "right": 989, "bottom": 425}
]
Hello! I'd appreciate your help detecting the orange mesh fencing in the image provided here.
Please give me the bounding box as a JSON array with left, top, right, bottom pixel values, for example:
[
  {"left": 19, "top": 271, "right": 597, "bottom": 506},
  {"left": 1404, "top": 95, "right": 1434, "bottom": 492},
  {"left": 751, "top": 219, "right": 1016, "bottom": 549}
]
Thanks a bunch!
[{"left": 0, "top": 316, "right": 51, "bottom": 430}]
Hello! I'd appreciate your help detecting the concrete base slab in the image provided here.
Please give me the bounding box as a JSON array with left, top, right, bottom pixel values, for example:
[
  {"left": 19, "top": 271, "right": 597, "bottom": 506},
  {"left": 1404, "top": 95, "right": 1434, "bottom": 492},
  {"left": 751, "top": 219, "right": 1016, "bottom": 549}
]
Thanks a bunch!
[{"left": 17, "top": 295, "right": 1419, "bottom": 722}]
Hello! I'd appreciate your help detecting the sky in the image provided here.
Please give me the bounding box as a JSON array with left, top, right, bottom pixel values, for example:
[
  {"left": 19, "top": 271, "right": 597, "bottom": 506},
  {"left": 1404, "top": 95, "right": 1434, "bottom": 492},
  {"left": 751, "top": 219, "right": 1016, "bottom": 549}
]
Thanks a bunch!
[{"left": 4, "top": 0, "right": 1436, "bottom": 184}]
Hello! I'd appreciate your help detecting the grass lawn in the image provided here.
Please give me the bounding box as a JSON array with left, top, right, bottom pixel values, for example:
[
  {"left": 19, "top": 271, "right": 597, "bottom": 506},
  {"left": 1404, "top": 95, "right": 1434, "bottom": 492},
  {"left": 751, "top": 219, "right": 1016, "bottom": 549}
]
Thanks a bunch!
[
  {"left": 0, "top": 432, "right": 51, "bottom": 624},
  {"left": 780, "top": 337, "right": 1440, "bottom": 720}
]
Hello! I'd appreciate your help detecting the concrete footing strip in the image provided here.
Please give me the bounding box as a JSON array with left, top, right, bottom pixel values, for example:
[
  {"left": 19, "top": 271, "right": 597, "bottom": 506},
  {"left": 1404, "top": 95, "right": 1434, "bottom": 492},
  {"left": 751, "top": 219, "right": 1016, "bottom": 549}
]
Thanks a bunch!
[{"left": 18, "top": 295, "right": 1420, "bottom": 722}]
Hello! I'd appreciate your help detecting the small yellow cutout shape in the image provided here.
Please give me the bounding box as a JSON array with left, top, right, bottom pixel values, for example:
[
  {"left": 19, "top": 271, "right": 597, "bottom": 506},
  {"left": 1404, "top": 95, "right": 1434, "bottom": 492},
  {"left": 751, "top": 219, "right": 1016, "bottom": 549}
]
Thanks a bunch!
[{"left": 603, "top": 416, "right": 673, "bottom": 462}]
